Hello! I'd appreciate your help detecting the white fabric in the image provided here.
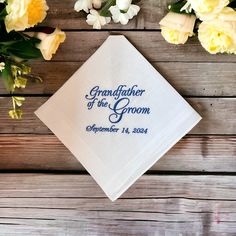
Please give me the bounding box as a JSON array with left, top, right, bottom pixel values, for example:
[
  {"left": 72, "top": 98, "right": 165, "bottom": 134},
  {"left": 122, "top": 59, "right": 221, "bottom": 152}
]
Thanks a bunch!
[{"left": 35, "top": 35, "right": 201, "bottom": 201}]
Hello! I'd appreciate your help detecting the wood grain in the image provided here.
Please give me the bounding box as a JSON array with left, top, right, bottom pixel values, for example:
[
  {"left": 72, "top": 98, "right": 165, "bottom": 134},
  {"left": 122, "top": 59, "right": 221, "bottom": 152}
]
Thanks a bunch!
[
  {"left": 44, "top": 0, "right": 170, "bottom": 30},
  {"left": 0, "top": 0, "right": 235, "bottom": 234},
  {"left": 1, "top": 62, "right": 235, "bottom": 96},
  {"left": 0, "top": 97, "right": 235, "bottom": 134},
  {"left": 0, "top": 135, "right": 235, "bottom": 172},
  {"left": 50, "top": 32, "right": 236, "bottom": 62},
  {"left": 0, "top": 174, "right": 236, "bottom": 235}
]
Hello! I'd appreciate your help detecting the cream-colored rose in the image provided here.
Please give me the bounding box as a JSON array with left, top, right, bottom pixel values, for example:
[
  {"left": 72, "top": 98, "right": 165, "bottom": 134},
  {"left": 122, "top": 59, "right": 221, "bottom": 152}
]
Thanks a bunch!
[
  {"left": 159, "top": 12, "right": 196, "bottom": 44},
  {"left": 187, "top": 0, "right": 229, "bottom": 20},
  {"left": 5, "top": 0, "right": 49, "bottom": 32},
  {"left": 36, "top": 28, "right": 66, "bottom": 60},
  {"left": 198, "top": 7, "right": 236, "bottom": 54},
  {"left": 218, "top": 6, "right": 236, "bottom": 21}
]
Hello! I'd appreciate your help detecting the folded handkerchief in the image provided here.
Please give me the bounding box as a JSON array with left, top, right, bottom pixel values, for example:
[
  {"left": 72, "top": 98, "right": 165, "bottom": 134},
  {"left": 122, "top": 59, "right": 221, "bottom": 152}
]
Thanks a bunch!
[{"left": 35, "top": 35, "right": 201, "bottom": 201}]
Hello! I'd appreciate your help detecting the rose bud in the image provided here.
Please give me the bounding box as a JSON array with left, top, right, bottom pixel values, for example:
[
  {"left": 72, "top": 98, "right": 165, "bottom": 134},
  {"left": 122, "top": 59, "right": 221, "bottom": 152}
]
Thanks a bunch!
[{"left": 159, "top": 12, "right": 196, "bottom": 44}]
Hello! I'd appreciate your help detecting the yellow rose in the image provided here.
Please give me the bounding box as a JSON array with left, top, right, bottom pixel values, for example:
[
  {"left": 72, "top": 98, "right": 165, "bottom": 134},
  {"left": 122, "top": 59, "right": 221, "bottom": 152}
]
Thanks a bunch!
[
  {"left": 187, "top": 0, "right": 229, "bottom": 20},
  {"left": 218, "top": 6, "right": 236, "bottom": 21},
  {"left": 5, "top": 0, "right": 49, "bottom": 32},
  {"left": 159, "top": 12, "right": 196, "bottom": 44},
  {"left": 36, "top": 28, "right": 66, "bottom": 60},
  {"left": 198, "top": 7, "right": 236, "bottom": 54}
]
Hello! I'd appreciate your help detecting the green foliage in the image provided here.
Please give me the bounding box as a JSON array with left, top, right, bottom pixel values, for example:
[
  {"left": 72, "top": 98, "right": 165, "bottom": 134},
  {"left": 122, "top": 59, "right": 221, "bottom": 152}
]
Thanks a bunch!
[
  {"left": 4, "top": 39, "right": 42, "bottom": 59},
  {"left": 100, "top": 0, "right": 116, "bottom": 17},
  {"left": 0, "top": 32, "right": 42, "bottom": 59},
  {"left": 0, "top": 3, "right": 7, "bottom": 20},
  {"left": 1, "top": 59, "right": 14, "bottom": 92},
  {"left": 1, "top": 58, "right": 42, "bottom": 119},
  {"left": 168, "top": 0, "right": 194, "bottom": 14}
]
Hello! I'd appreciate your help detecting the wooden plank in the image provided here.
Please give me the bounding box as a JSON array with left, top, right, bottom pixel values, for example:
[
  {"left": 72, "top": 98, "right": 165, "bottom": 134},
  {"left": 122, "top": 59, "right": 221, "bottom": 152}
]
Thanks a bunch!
[
  {"left": 45, "top": 0, "right": 170, "bottom": 30},
  {"left": 0, "top": 174, "right": 236, "bottom": 235},
  {"left": 0, "top": 135, "right": 235, "bottom": 172},
  {"left": 1, "top": 62, "right": 235, "bottom": 96},
  {"left": 0, "top": 97, "right": 235, "bottom": 134},
  {"left": 1, "top": 174, "right": 236, "bottom": 200},
  {"left": 50, "top": 32, "right": 236, "bottom": 62}
]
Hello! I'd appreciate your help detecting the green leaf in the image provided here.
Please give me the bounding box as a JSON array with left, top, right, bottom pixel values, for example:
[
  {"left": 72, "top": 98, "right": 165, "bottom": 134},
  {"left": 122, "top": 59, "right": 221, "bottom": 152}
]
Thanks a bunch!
[
  {"left": 28, "top": 37, "right": 41, "bottom": 45},
  {"left": 0, "top": 2, "right": 7, "bottom": 20},
  {"left": 1, "top": 60, "right": 14, "bottom": 92},
  {"left": 6, "top": 40, "right": 42, "bottom": 59},
  {"left": 168, "top": 0, "right": 194, "bottom": 14},
  {"left": 0, "top": 8, "right": 7, "bottom": 20},
  {"left": 100, "top": 0, "right": 116, "bottom": 17},
  {"left": 0, "top": 32, "right": 43, "bottom": 59}
]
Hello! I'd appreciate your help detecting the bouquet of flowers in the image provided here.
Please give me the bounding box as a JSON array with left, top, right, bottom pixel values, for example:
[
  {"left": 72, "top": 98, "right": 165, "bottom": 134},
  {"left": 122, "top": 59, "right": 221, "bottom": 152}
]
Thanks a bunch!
[
  {"left": 74, "top": 0, "right": 140, "bottom": 29},
  {"left": 0, "top": 0, "right": 66, "bottom": 119},
  {"left": 159, "top": 0, "right": 236, "bottom": 54}
]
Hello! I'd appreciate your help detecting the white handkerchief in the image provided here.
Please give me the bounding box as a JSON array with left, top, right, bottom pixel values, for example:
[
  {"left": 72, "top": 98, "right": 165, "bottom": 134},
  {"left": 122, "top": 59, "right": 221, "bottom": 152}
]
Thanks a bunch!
[{"left": 35, "top": 35, "right": 201, "bottom": 201}]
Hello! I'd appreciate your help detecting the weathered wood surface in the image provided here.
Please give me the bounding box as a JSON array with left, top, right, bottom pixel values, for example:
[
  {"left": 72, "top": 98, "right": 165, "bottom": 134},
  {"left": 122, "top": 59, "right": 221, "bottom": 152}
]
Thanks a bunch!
[
  {"left": 1, "top": 62, "right": 236, "bottom": 96},
  {"left": 0, "top": 0, "right": 235, "bottom": 234},
  {"left": 44, "top": 0, "right": 171, "bottom": 30},
  {"left": 48, "top": 32, "right": 236, "bottom": 62},
  {"left": 0, "top": 174, "right": 236, "bottom": 235},
  {"left": 0, "top": 97, "right": 235, "bottom": 134},
  {"left": 0, "top": 135, "right": 235, "bottom": 172}
]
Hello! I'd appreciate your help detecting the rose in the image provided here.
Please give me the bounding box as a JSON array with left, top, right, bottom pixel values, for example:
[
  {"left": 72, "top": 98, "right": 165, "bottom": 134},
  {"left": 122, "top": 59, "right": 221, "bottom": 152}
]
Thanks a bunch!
[
  {"left": 198, "top": 7, "right": 236, "bottom": 54},
  {"left": 187, "top": 0, "right": 229, "bottom": 20},
  {"left": 5, "top": 0, "right": 49, "bottom": 32},
  {"left": 159, "top": 12, "right": 196, "bottom": 44},
  {"left": 35, "top": 28, "right": 66, "bottom": 60}
]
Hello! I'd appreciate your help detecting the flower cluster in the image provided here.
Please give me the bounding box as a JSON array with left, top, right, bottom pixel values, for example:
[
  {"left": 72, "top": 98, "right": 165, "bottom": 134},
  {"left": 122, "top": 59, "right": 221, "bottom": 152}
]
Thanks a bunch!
[
  {"left": 0, "top": 0, "right": 66, "bottom": 118},
  {"left": 74, "top": 0, "right": 140, "bottom": 29},
  {"left": 159, "top": 0, "right": 236, "bottom": 54}
]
